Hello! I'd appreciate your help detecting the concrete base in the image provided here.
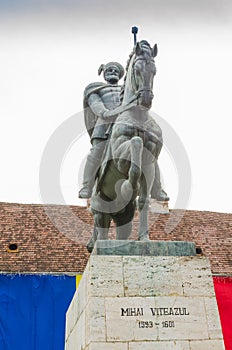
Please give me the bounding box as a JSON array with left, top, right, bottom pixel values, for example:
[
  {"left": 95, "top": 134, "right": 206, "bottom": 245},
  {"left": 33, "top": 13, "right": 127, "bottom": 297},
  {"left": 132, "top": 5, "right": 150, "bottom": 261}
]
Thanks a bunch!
[
  {"left": 93, "top": 240, "right": 196, "bottom": 256},
  {"left": 65, "top": 242, "right": 225, "bottom": 350}
]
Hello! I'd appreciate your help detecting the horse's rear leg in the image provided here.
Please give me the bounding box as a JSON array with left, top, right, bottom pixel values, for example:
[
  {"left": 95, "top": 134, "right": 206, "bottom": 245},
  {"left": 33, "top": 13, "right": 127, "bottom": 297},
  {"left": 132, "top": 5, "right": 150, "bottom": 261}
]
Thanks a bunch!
[
  {"left": 138, "top": 195, "right": 150, "bottom": 241},
  {"left": 116, "top": 221, "right": 132, "bottom": 240},
  {"left": 86, "top": 226, "right": 98, "bottom": 253},
  {"left": 113, "top": 200, "right": 136, "bottom": 240},
  {"left": 87, "top": 210, "right": 111, "bottom": 253},
  {"left": 138, "top": 164, "right": 155, "bottom": 241},
  {"left": 94, "top": 211, "right": 111, "bottom": 241}
]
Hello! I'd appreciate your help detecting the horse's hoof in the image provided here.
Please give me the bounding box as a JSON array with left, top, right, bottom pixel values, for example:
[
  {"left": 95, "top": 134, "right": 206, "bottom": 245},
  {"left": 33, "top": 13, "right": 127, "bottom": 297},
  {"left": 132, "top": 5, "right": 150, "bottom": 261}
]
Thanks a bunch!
[
  {"left": 138, "top": 233, "right": 150, "bottom": 241},
  {"left": 120, "top": 180, "right": 139, "bottom": 201},
  {"left": 86, "top": 244, "right": 93, "bottom": 253},
  {"left": 139, "top": 237, "right": 150, "bottom": 242},
  {"left": 86, "top": 237, "right": 94, "bottom": 253},
  {"left": 121, "top": 180, "right": 133, "bottom": 200}
]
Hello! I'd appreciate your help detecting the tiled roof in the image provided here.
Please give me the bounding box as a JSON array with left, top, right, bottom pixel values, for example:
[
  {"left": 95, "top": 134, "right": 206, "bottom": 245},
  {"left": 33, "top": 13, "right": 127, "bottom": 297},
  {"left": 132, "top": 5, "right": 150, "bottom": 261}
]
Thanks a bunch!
[{"left": 0, "top": 202, "right": 231, "bottom": 275}]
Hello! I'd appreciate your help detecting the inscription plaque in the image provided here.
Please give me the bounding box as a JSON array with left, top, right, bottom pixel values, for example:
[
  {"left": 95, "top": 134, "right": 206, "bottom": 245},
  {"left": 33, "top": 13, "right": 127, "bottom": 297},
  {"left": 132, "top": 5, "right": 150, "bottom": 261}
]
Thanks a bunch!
[{"left": 105, "top": 296, "right": 209, "bottom": 341}]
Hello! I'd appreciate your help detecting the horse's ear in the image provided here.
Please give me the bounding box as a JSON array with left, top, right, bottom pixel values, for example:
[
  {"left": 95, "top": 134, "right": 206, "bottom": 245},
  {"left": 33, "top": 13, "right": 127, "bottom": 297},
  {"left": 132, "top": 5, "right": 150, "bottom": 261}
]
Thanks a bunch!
[
  {"left": 135, "top": 42, "right": 143, "bottom": 56},
  {"left": 152, "top": 44, "right": 158, "bottom": 57}
]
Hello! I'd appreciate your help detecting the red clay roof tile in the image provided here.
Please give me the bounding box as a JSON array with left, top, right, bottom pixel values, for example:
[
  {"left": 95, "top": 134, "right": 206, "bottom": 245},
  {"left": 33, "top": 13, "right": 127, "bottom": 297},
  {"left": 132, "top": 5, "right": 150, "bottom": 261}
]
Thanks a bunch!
[{"left": 0, "top": 202, "right": 231, "bottom": 275}]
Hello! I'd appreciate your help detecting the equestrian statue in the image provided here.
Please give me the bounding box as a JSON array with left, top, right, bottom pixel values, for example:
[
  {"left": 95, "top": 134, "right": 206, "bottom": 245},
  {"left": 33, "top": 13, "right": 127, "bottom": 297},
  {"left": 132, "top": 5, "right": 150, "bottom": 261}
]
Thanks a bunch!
[{"left": 79, "top": 32, "right": 169, "bottom": 252}]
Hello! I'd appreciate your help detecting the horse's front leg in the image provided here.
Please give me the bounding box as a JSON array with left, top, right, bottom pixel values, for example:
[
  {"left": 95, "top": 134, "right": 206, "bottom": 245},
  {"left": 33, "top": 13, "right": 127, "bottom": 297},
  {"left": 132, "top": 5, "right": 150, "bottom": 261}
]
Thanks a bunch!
[
  {"left": 128, "top": 136, "right": 143, "bottom": 188},
  {"left": 138, "top": 163, "right": 155, "bottom": 240},
  {"left": 118, "top": 136, "right": 143, "bottom": 200}
]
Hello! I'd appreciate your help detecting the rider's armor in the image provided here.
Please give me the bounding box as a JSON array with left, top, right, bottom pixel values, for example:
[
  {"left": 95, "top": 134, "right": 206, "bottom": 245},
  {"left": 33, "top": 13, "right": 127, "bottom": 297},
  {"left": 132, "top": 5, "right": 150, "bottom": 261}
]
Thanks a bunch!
[{"left": 89, "top": 85, "right": 121, "bottom": 140}]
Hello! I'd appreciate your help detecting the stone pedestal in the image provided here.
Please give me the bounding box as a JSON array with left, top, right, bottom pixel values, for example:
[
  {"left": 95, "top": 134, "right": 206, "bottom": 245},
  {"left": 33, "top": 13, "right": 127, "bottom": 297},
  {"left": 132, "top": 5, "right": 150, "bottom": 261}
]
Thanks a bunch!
[{"left": 65, "top": 241, "right": 225, "bottom": 350}]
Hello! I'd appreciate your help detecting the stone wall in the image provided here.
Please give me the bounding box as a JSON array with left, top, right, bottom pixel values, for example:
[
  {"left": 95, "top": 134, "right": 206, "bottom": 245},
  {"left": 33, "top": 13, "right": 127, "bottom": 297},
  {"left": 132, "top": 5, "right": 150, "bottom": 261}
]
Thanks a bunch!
[{"left": 65, "top": 251, "right": 225, "bottom": 349}]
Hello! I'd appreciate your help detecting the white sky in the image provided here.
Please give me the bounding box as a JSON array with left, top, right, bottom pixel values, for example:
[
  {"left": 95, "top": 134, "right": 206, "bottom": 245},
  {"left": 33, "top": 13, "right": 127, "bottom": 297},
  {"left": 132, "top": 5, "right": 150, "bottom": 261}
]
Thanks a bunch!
[{"left": 0, "top": 0, "right": 231, "bottom": 213}]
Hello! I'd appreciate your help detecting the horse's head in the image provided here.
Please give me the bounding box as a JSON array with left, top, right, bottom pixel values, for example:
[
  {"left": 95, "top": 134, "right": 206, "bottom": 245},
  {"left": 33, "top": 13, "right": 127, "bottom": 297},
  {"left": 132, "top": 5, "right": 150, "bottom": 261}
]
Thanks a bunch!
[{"left": 133, "top": 40, "right": 158, "bottom": 109}]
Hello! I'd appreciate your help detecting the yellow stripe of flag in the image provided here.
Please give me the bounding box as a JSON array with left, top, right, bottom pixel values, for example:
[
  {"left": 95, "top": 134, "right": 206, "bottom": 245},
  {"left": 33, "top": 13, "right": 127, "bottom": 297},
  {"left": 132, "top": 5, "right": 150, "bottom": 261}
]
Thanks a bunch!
[{"left": 76, "top": 274, "right": 82, "bottom": 289}]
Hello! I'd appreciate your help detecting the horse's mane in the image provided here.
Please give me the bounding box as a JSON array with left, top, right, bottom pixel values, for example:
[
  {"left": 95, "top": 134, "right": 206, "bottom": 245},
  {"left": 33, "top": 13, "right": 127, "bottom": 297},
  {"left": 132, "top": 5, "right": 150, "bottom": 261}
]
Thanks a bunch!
[{"left": 120, "top": 49, "right": 135, "bottom": 102}]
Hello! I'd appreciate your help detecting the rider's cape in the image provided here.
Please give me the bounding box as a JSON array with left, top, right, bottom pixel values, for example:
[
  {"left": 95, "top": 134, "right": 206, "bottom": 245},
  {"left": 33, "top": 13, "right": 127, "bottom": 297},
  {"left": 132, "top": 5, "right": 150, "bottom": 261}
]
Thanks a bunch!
[{"left": 83, "top": 82, "right": 108, "bottom": 139}]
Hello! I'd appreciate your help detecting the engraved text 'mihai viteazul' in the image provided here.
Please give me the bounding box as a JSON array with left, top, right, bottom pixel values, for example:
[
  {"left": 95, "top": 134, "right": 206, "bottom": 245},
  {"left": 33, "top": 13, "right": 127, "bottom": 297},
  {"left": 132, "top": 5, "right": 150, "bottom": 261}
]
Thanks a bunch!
[{"left": 121, "top": 307, "right": 190, "bottom": 317}]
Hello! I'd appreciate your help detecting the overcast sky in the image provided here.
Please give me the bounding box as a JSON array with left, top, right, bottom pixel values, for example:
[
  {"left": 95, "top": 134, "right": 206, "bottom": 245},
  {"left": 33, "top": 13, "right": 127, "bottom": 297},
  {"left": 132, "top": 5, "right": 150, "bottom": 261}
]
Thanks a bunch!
[{"left": 0, "top": 0, "right": 232, "bottom": 213}]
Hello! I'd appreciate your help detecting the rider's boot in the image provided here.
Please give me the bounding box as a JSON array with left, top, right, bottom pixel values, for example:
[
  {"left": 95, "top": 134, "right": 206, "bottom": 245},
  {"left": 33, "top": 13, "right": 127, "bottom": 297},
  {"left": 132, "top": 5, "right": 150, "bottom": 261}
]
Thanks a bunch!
[
  {"left": 79, "top": 154, "right": 100, "bottom": 199},
  {"left": 151, "top": 162, "right": 169, "bottom": 201},
  {"left": 151, "top": 186, "right": 169, "bottom": 201}
]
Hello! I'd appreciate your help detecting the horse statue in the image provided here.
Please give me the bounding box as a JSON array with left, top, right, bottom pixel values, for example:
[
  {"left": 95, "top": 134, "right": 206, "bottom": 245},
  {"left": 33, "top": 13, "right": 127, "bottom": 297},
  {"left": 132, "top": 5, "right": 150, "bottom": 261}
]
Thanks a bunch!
[{"left": 87, "top": 40, "right": 163, "bottom": 252}]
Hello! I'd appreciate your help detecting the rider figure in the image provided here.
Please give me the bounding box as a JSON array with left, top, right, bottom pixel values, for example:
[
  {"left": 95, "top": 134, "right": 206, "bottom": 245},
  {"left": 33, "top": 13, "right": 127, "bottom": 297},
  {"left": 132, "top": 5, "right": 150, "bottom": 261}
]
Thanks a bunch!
[
  {"left": 79, "top": 62, "right": 124, "bottom": 198},
  {"left": 79, "top": 60, "right": 169, "bottom": 201}
]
